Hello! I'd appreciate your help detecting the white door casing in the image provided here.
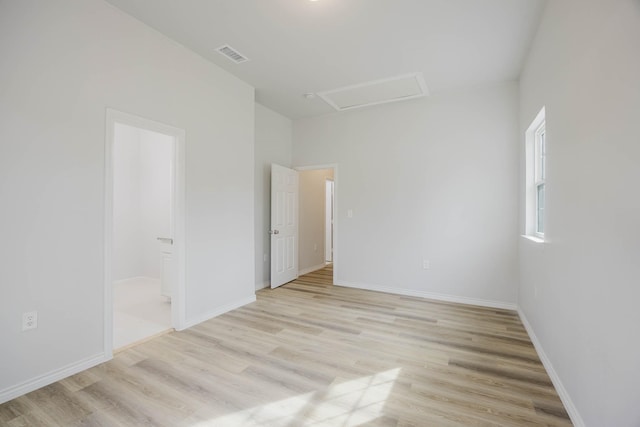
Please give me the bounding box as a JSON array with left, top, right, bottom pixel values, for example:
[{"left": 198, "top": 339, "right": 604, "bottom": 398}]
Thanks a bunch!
[
  {"left": 270, "top": 164, "right": 298, "bottom": 288},
  {"left": 104, "top": 108, "right": 186, "bottom": 359}
]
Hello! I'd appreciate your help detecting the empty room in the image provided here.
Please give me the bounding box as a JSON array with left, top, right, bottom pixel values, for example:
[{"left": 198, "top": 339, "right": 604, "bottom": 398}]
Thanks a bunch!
[{"left": 0, "top": 0, "right": 638, "bottom": 426}]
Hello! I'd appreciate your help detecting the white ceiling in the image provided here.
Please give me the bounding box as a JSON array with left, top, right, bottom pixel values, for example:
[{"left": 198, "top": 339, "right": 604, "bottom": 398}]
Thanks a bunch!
[{"left": 104, "top": 0, "right": 546, "bottom": 119}]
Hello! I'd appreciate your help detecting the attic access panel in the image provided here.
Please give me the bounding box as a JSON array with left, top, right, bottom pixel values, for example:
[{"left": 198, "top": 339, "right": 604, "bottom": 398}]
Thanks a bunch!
[{"left": 317, "top": 73, "right": 429, "bottom": 112}]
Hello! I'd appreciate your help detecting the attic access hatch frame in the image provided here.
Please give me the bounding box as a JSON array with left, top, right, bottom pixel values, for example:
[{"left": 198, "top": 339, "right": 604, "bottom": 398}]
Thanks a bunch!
[{"left": 317, "top": 72, "right": 429, "bottom": 112}]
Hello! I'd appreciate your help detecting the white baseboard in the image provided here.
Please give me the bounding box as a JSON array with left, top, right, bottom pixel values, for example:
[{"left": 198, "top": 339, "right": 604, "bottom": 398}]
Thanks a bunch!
[
  {"left": 298, "top": 263, "right": 327, "bottom": 276},
  {"left": 517, "top": 309, "right": 585, "bottom": 427},
  {"left": 335, "top": 280, "right": 517, "bottom": 311},
  {"left": 0, "top": 295, "right": 256, "bottom": 404},
  {"left": 182, "top": 295, "right": 256, "bottom": 330},
  {"left": 0, "top": 353, "right": 107, "bottom": 405},
  {"left": 255, "top": 281, "right": 270, "bottom": 291}
]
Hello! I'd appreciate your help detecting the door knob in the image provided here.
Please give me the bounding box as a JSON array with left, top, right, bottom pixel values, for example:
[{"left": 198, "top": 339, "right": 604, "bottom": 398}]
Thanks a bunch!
[
  {"left": 269, "top": 230, "right": 280, "bottom": 235},
  {"left": 157, "top": 237, "right": 174, "bottom": 244}
]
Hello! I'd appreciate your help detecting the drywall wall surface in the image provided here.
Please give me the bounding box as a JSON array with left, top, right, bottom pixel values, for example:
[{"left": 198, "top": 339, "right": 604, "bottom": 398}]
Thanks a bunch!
[
  {"left": 0, "top": 0, "right": 254, "bottom": 397},
  {"left": 299, "top": 169, "right": 334, "bottom": 272},
  {"left": 293, "top": 82, "right": 519, "bottom": 305},
  {"left": 518, "top": 0, "right": 640, "bottom": 425},
  {"left": 254, "top": 103, "right": 293, "bottom": 289}
]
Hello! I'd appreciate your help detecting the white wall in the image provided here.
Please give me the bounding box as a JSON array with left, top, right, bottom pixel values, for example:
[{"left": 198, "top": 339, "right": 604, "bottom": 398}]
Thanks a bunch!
[
  {"left": 293, "top": 82, "right": 519, "bottom": 306},
  {"left": 113, "top": 124, "right": 173, "bottom": 282},
  {"left": 0, "top": 0, "right": 254, "bottom": 401},
  {"left": 518, "top": 1, "right": 640, "bottom": 425},
  {"left": 254, "top": 103, "right": 292, "bottom": 289},
  {"left": 299, "top": 169, "right": 334, "bottom": 273}
]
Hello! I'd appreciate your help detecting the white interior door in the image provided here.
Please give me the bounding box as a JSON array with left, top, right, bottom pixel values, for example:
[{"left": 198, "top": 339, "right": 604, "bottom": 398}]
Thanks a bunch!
[{"left": 271, "top": 164, "right": 298, "bottom": 288}]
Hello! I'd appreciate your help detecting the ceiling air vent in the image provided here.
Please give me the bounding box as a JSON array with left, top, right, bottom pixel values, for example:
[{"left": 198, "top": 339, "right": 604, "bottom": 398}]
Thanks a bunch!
[
  {"left": 216, "top": 45, "right": 249, "bottom": 64},
  {"left": 317, "top": 73, "right": 429, "bottom": 112}
]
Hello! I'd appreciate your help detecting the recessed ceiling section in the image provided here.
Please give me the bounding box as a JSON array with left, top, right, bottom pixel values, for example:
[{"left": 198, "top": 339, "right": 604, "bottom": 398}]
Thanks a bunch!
[{"left": 317, "top": 73, "right": 429, "bottom": 112}]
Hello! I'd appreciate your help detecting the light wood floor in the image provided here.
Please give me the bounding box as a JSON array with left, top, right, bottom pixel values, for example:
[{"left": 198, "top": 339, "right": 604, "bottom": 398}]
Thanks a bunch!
[{"left": 0, "top": 265, "right": 572, "bottom": 426}]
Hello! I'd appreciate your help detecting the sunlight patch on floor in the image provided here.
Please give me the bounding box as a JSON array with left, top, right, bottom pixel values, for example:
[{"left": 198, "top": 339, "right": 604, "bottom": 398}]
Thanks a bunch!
[{"left": 190, "top": 368, "right": 401, "bottom": 427}]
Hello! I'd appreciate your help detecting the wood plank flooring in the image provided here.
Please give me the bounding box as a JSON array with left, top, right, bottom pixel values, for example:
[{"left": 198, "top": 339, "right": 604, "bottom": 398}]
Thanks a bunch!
[{"left": 0, "top": 265, "right": 572, "bottom": 426}]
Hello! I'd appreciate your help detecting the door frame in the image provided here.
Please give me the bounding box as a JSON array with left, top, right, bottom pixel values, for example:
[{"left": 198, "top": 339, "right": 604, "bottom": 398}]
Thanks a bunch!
[
  {"left": 294, "top": 164, "right": 338, "bottom": 284},
  {"left": 104, "top": 108, "right": 186, "bottom": 358}
]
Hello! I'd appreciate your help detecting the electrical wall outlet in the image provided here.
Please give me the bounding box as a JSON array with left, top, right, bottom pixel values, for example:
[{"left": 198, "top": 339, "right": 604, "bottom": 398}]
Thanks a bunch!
[
  {"left": 422, "top": 259, "right": 430, "bottom": 270},
  {"left": 22, "top": 311, "right": 38, "bottom": 331}
]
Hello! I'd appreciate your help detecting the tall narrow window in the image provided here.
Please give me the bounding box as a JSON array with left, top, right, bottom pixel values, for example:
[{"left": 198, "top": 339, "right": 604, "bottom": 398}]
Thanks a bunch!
[
  {"left": 534, "top": 123, "right": 546, "bottom": 236},
  {"left": 525, "top": 107, "right": 546, "bottom": 241}
]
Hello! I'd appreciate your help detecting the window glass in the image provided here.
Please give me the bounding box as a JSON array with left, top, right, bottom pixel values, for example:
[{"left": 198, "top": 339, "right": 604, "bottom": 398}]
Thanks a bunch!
[{"left": 537, "top": 184, "right": 545, "bottom": 234}]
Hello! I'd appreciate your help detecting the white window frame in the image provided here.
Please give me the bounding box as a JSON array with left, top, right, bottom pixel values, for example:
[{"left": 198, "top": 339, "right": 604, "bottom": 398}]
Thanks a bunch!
[{"left": 525, "top": 107, "right": 546, "bottom": 241}]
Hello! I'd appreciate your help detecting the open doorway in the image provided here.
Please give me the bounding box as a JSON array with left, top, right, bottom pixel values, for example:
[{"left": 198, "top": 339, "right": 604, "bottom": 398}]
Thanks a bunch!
[
  {"left": 105, "top": 110, "right": 185, "bottom": 355},
  {"left": 297, "top": 166, "right": 336, "bottom": 284}
]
